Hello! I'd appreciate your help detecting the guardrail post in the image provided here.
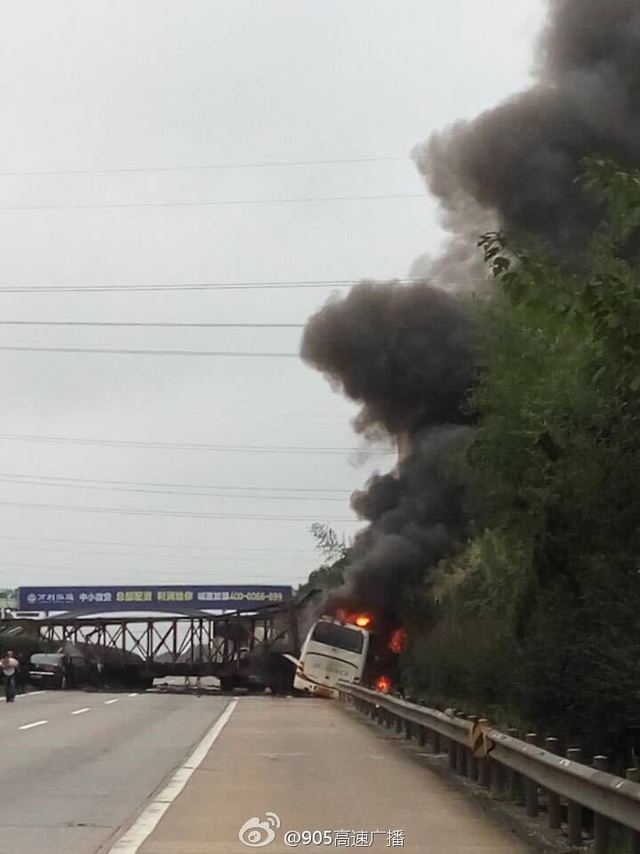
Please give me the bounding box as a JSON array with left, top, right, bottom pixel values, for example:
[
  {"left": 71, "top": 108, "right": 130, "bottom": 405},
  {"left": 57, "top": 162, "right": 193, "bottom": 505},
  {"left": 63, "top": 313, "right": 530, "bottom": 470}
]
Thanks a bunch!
[
  {"left": 461, "top": 716, "right": 472, "bottom": 776},
  {"left": 404, "top": 720, "right": 412, "bottom": 740},
  {"left": 478, "top": 719, "right": 491, "bottom": 788},
  {"left": 467, "top": 716, "right": 479, "bottom": 782},
  {"left": 544, "top": 737, "right": 562, "bottom": 829},
  {"left": 431, "top": 729, "right": 441, "bottom": 754},
  {"left": 626, "top": 769, "right": 640, "bottom": 854},
  {"left": 457, "top": 739, "right": 468, "bottom": 777},
  {"left": 566, "top": 748, "right": 583, "bottom": 847},
  {"left": 417, "top": 726, "right": 426, "bottom": 747},
  {"left": 507, "top": 728, "right": 523, "bottom": 804},
  {"left": 490, "top": 754, "right": 506, "bottom": 796},
  {"left": 448, "top": 737, "right": 456, "bottom": 772},
  {"left": 592, "top": 756, "right": 610, "bottom": 854},
  {"left": 395, "top": 714, "right": 403, "bottom": 734},
  {"left": 524, "top": 734, "right": 539, "bottom": 816}
]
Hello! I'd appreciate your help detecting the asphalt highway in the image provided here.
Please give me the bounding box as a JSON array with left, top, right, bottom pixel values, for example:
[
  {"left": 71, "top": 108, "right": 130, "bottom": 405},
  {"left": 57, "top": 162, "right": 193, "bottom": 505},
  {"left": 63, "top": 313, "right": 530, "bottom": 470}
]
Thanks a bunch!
[
  {"left": 0, "top": 690, "right": 532, "bottom": 854},
  {"left": 0, "top": 687, "right": 230, "bottom": 854},
  {"left": 135, "top": 696, "right": 530, "bottom": 854}
]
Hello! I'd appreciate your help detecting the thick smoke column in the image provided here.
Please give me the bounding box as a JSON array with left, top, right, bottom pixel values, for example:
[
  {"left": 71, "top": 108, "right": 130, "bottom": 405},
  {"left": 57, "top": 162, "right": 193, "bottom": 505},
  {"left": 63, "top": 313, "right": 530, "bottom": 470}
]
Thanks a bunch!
[
  {"left": 301, "top": 280, "right": 475, "bottom": 438},
  {"left": 416, "top": 0, "right": 640, "bottom": 285},
  {"left": 343, "top": 426, "right": 471, "bottom": 626},
  {"left": 301, "top": 0, "right": 640, "bottom": 627},
  {"left": 301, "top": 282, "right": 475, "bottom": 625}
]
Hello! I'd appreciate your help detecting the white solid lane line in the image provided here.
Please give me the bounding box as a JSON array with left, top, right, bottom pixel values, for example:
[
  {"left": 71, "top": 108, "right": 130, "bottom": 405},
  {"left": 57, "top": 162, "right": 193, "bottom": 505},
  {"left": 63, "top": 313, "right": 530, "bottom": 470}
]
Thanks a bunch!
[
  {"left": 128, "top": 693, "right": 138, "bottom": 698},
  {"left": 16, "top": 691, "right": 45, "bottom": 699},
  {"left": 108, "top": 699, "right": 238, "bottom": 854},
  {"left": 72, "top": 707, "right": 91, "bottom": 715},
  {"left": 104, "top": 699, "right": 119, "bottom": 705},
  {"left": 19, "top": 720, "right": 48, "bottom": 730}
]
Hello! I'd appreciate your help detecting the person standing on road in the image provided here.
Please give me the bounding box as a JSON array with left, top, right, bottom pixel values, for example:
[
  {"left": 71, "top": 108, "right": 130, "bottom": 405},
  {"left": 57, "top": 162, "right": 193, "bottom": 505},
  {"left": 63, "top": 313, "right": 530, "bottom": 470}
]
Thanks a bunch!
[
  {"left": 62, "top": 655, "right": 75, "bottom": 689},
  {"left": 1, "top": 650, "right": 19, "bottom": 702},
  {"left": 91, "top": 658, "right": 105, "bottom": 690}
]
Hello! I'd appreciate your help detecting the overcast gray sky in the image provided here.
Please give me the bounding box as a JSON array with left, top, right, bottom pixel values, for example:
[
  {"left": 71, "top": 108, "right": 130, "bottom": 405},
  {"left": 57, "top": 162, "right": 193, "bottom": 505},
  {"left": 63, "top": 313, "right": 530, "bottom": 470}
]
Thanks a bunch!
[{"left": 0, "top": 0, "right": 545, "bottom": 593}]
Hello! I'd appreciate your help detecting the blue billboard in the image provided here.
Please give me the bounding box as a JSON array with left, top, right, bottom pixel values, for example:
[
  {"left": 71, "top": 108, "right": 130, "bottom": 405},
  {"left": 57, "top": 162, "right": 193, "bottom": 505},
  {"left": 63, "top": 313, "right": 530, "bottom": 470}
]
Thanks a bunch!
[{"left": 17, "top": 584, "right": 293, "bottom": 613}]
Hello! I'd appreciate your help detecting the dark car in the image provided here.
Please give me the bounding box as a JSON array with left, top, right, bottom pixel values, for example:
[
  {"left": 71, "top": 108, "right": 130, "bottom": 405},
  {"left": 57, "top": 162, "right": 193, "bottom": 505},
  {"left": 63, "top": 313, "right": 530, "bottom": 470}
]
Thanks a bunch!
[{"left": 27, "top": 652, "right": 94, "bottom": 689}]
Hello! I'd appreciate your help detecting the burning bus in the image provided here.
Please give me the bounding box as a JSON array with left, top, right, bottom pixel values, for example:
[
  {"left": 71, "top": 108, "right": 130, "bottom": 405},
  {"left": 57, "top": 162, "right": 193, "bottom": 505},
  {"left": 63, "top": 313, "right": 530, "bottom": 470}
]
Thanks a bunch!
[
  {"left": 290, "top": 611, "right": 405, "bottom": 698},
  {"left": 292, "top": 615, "right": 370, "bottom": 697}
]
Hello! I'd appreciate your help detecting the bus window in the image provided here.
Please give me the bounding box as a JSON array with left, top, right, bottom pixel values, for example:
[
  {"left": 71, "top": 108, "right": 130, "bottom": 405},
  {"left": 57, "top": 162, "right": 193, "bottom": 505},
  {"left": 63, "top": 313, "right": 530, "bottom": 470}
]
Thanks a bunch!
[{"left": 310, "top": 621, "right": 364, "bottom": 654}]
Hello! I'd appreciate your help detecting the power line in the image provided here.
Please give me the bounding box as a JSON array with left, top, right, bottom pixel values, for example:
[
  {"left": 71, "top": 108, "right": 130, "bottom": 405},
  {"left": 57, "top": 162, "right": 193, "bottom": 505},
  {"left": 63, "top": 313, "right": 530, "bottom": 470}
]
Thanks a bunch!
[
  {"left": 0, "top": 276, "right": 453, "bottom": 294},
  {"left": 0, "top": 472, "right": 352, "bottom": 494},
  {"left": 0, "top": 320, "right": 304, "bottom": 328},
  {"left": 0, "top": 474, "right": 347, "bottom": 502},
  {"left": 0, "top": 533, "right": 317, "bottom": 552},
  {"left": 0, "top": 543, "right": 309, "bottom": 563},
  {"left": 1, "top": 563, "right": 304, "bottom": 582},
  {"left": 0, "top": 498, "right": 357, "bottom": 522},
  {"left": 0, "top": 155, "right": 409, "bottom": 178},
  {"left": 0, "top": 279, "right": 356, "bottom": 293},
  {"left": 0, "top": 433, "right": 393, "bottom": 455},
  {"left": 0, "top": 192, "right": 424, "bottom": 212},
  {"left": 0, "top": 346, "right": 298, "bottom": 357},
  {"left": 0, "top": 561, "right": 305, "bottom": 583}
]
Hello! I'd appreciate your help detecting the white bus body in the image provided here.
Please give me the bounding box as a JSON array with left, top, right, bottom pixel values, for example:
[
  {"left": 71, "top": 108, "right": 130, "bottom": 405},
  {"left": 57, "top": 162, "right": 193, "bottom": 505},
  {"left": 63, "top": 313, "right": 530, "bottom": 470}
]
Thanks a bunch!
[{"left": 292, "top": 616, "right": 369, "bottom": 698}]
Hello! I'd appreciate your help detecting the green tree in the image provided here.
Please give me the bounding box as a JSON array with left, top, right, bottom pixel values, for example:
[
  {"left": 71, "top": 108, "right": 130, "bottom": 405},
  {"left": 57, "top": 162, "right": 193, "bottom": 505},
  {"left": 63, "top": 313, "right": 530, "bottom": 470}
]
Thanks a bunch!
[
  {"left": 297, "top": 523, "right": 349, "bottom": 596},
  {"left": 411, "top": 160, "right": 640, "bottom": 758}
]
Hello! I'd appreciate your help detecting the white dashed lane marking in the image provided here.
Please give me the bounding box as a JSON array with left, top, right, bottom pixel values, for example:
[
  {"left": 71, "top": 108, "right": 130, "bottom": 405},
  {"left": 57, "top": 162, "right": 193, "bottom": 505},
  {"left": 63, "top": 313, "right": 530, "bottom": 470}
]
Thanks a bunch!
[
  {"left": 13, "top": 692, "right": 142, "bottom": 731},
  {"left": 19, "top": 720, "right": 48, "bottom": 731}
]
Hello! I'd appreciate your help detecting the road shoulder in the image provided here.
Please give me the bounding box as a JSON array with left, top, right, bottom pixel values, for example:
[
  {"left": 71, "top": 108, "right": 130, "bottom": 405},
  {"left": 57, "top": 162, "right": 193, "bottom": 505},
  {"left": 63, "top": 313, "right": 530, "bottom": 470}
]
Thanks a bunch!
[{"left": 126, "top": 695, "right": 530, "bottom": 854}]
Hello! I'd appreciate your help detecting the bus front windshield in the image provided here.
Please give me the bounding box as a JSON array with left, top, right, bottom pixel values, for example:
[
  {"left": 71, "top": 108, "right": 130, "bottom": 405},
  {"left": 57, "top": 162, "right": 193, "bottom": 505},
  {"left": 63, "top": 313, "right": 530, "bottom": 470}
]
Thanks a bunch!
[{"left": 310, "top": 622, "right": 364, "bottom": 654}]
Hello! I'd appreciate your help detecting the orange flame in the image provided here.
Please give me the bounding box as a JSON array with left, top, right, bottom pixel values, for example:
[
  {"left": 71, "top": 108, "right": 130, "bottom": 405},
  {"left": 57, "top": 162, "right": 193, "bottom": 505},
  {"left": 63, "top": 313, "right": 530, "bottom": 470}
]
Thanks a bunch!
[
  {"left": 388, "top": 628, "right": 407, "bottom": 654},
  {"left": 375, "top": 675, "right": 392, "bottom": 693},
  {"left": 334, "top": 609, "right": 372, "bottom": 629}
]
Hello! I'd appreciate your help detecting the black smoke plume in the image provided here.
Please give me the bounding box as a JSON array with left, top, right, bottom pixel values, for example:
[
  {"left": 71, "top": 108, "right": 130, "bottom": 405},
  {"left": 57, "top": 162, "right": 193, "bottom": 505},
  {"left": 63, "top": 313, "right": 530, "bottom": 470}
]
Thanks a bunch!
[
  {"left": 415, "top": 0, "right": 640, "bottom": 286},
  {"left": 341, "top": 426, "right": 472, "bottom": 629},
  {"left": 302, "top": 0, "right": 640, "bottom": 627},
  {"left": 301, "top": 282, "right": 475, "bottom": 626},
  {"left": 300, "top": 280, "right": 475, "bottom": 438}
]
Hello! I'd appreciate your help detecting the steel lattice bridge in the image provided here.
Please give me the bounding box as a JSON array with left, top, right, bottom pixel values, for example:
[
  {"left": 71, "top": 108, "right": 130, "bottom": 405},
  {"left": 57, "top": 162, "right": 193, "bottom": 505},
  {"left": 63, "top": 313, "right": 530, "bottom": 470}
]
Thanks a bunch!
[{"left": 1, "top": 599, "right": 306, "bottom": 689}]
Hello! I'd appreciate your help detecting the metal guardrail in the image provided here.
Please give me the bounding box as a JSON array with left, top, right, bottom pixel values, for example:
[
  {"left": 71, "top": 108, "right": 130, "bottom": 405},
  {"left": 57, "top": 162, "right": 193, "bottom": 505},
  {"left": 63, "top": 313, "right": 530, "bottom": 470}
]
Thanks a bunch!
[{"left": 338, "top": 682, "right": 640, "bottom": 853}]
